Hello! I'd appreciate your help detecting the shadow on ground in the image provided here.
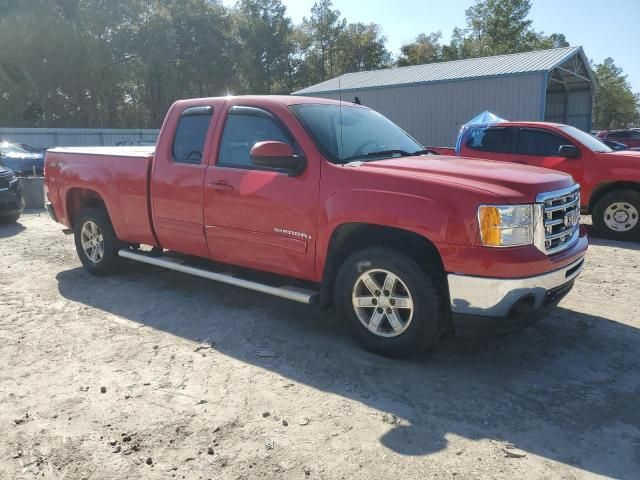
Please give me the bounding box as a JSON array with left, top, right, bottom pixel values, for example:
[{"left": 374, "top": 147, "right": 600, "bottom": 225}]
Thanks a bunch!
[
  {"left": 0, "top": 220, "right": 26, "bottom": 239},
  {"left": 584, "top": 224, "right": 640, "bottom": 251},
  {"left": 56, "top": 264, "right": 640, "bottom": 479}
]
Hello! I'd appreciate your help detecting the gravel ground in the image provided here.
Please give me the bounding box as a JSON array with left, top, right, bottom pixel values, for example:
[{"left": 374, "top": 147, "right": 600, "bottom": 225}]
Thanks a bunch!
[{"left": 1, "top": 212, "right": 639, "bottom": 480}]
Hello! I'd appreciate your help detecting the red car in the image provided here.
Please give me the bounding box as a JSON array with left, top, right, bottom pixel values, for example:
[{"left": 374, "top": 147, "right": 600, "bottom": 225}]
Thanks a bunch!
[
  {"left": 45, "top": 96, "right": 586, "bottom": 356},
  {"left": 596, "top": 129, "right": 640, "bottom": 149},
  {"left": 457, "top": 122, "right": 640, "bottom": 241}
]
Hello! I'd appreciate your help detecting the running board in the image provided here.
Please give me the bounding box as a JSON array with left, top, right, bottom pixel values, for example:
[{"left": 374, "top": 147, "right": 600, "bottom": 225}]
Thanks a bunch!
[{"left": 118, "top": 249, "right": 318, "bottom": 305}]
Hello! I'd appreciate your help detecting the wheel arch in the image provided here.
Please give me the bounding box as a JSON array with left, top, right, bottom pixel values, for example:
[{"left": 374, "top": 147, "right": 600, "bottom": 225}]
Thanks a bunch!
[
  {"left": 588, "top": 181, "right": 640, "bottom": 213},
  {"left": 318, "top": 223, "right": 446, "bottom": 309},
  {"left": 66, "top": 188, "right": 108, "bottom": 227}
]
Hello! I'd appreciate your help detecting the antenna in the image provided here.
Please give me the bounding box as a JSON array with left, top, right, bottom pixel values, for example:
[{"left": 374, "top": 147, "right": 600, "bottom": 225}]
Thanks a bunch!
[{"left": 338, "top": 76, "right": 344, "bottom": 163}]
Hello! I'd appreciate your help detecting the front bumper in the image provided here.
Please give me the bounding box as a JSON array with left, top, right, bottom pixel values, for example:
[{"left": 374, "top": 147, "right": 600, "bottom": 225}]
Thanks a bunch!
[
  {"left": 0, "top": 178, "right": 24, "bottom": 217},
  {"left": 448, "top": 256, "right": 584, "bottom": 333},
  {"left": 46, "top": 202, "right": 58, "bottom": 222}
]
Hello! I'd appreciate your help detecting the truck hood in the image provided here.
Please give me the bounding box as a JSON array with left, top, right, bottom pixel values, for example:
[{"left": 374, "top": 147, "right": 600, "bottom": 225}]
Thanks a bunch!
[
  {"left": 593, "top": 150, "right": 640, "bottom": 181},
  {"left": 600, "top": 150, "right": 640, "bottom": 160},
  {"left": 355, "top": 155, "right": 575, "bottom": 203}
]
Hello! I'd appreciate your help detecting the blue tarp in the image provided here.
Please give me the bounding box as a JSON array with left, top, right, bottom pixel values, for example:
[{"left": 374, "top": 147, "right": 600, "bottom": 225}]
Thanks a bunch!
[{"left": 455, "top": 111, "right": 508, "bottom": 155}]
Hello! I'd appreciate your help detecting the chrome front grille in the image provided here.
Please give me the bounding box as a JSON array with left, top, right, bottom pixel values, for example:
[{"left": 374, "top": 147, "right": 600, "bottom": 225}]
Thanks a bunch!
[
  {"left": 0, "top": 173, "right": 11, "bottom": 190},
  {"left": 535, "top": 185, "right": 581, "bottom": 255}
]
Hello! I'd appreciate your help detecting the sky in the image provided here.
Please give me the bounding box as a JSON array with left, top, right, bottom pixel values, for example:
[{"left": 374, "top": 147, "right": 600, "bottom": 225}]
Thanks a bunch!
[{"left": 223, "top": 0, "right": 640, "bottom": 91}]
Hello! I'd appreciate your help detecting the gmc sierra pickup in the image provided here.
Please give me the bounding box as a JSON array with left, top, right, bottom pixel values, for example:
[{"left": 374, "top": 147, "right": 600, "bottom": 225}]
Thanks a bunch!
[
  {"left": 456, "top": 121, "right": 640, "bottom": 241},
  {"left": 45, "top": 96, "right": 587, "bottom": 356}
]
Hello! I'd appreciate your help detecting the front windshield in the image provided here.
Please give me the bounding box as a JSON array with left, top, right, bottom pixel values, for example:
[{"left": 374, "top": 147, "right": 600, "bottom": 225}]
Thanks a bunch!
[
  {"left": 559, "top": 125, "right": 612, "bottom": 153},
  {"left": 291, "top": 103, "right": 424, "bottom": 163},
  {"left": 0, "top": 142, "right": 29, "bottom": 154}
]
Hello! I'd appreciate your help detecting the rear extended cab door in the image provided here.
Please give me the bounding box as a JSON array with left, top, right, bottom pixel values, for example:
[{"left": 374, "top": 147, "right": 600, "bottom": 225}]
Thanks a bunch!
[
  {"left": 202, "top": 101, "right": 321, "bottom": 281},
  {"left": 460, "top": 125, "right": 517, "bottom": 162},
  {"left": 151, "top": 99, "right": 225, "bottom": 257}
]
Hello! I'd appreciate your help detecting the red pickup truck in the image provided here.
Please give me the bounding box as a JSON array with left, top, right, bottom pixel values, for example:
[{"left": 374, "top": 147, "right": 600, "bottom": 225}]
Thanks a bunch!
[
  {"left": 455, "top": 121, "right": 640, "bottom": 241},
  {"left": 45, "top": 96, "right": 587, "bottom": 356}
]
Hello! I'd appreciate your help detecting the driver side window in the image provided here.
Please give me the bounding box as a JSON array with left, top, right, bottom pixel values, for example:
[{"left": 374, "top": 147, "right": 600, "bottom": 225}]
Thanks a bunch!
[
  {"left": 217, "top": 109, "right": 295, "bottom": 169},
  {"left": 516, "top": 129, "right": 569, "bottom": 156}
]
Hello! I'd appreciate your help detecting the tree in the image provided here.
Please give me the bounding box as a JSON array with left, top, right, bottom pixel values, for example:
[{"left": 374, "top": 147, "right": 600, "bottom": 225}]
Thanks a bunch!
[
  {"left": 593, "top": 58, "right": 640, "bottom": 129},
  {"left": 233, "top": 0, "right": 292, "bottom": 94},
  {"left": 397, "top": 32, "right": 443, "bottom": 67},
  {"left": 338, "top": 23, "right": 391, "bottom": 73},
  {"left": 396, "top": 1, "right": 569, "bottom": 67},
  {"left": 300, "top": 0, "right": 346, "bottom": 82},
  {"left": 444, "top": 0, "right": 569, "bottom": 60}
]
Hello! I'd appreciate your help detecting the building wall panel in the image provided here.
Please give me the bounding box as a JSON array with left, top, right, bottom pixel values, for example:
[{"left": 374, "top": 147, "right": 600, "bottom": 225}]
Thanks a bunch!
[
  {"left": 306, "top": 73, "right": 546, "bottom": 147},
  {"left": 0, "top": 128, "right": 159, "bottom": 149}
]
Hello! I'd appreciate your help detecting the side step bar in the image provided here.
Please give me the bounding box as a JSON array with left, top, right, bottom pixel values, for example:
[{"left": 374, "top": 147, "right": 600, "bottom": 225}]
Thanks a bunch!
[{"left": 118, "top": 249, "right": 318, "bottom": 305}]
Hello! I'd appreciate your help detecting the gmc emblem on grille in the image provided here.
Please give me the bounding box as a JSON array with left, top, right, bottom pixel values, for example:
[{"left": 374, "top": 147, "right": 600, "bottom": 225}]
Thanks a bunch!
[{"left": 564, "top": 210, "right": 579, "bottom": 227}]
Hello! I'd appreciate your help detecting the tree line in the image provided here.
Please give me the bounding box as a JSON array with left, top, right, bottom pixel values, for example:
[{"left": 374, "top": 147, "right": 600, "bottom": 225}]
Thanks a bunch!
[{"left": 0, "top": 0, "right": 637, "bottom": 129}]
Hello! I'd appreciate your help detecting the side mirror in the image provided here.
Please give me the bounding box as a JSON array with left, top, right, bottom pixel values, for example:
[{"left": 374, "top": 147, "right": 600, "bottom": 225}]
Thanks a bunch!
[
  {"left": 558, "top": 145, "right": 580, "bottom": 159},
  {"left": 250, "top": 141, "right": 305, "bottom": 175}
]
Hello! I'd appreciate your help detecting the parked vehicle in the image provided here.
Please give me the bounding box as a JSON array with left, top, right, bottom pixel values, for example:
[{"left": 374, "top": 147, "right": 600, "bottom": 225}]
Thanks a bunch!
[
  {"left": 16, "top": 143, "right": 47, "bottom": 154},
  {"left": 453, "top": 122, "right": 640, "bottom": 241},
  {"left": 115, "top": 140, "right": 156, "bottom": 147},
  {"left": 596, "top": 129, "right": 640, "bottom": 149},
  {"left": 0, "top": 165, "right": 24, "bottom": 222},
  {"left": 425, "top": 146, "right": 455, "bottom": 155},
  {"left": 0, "top": 141, "right": 45, "bottom": 176},
  {"left": 45, "top": 96, "right": 587, "bottom": 356},
  {"left": 599, "top": 138, "right": 629, "bottom": 151}
]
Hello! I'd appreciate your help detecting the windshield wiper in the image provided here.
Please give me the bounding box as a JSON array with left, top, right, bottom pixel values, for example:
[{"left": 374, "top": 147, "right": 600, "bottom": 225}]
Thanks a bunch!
[{"left": 342, "top": 149, "right": 429, "bottom": 163}]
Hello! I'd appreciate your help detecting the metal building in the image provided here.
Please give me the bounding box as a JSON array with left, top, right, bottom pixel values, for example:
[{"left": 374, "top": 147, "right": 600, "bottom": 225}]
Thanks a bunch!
[{"left": 293, "top": 46, "right": 595, "bottom": 147}]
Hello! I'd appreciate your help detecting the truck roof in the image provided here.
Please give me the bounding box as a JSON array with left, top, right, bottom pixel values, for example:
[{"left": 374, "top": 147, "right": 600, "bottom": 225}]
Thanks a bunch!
[
  {"left": 172, "top": 95, "right": 351, "bottom": 108},
  {"left": 491, "top": 121, "right": 569, "bottom": 129}
]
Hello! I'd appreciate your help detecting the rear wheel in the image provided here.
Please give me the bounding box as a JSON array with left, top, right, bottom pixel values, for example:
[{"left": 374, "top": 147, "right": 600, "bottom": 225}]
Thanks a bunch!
[
  {"left": 335, "top": 247, "right": 447, "bottom": 357},
  {"left": 74, "top": 207, "right": 125, "bottom": 276},
  {"left": 592, "top": 190, "right": 640, "bottom": 241}
]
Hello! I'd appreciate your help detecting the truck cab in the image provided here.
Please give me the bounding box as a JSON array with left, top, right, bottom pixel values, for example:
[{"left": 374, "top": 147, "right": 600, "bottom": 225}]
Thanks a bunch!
[
  {"left": 46, "top": 97, "right": 588, "bottom": 357},
  {"left": 459, "top": 121, "right": 640, "bottom": 240}
]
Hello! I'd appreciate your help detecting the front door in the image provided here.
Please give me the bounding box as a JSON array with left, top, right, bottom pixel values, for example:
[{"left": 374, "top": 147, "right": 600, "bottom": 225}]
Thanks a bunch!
[
  {"left": 505, "top": 128, "right": 583, "bottom": 181},
  {"left": 203, "top": 105, "right": 320, "bottom": 280}
]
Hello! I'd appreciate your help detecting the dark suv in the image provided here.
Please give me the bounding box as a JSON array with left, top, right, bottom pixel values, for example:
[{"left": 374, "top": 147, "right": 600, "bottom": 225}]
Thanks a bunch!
[
  {"left": 0, "top": 165, "right": 24, "bottom": 223},
  {"left": 596, "top": 129, "right": 640, "bottom": 149}
]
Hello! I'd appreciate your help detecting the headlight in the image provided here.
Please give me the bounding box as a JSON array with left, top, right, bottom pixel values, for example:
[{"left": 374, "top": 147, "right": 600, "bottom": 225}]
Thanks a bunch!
[{"left": 478, "top": 205, "right": 534, "bottom": 247}]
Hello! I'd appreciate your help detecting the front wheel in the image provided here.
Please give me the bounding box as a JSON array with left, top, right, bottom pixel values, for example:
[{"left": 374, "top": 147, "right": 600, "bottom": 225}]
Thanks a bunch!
[
  {"left": 592, "top": 190, "right": 640, "bottom": 241},
  {"left": 74, "top": 207, "right": 125, "bottom": 276},
  {"left": 335, "top": 247, "right": 447, "bottom": 357}
]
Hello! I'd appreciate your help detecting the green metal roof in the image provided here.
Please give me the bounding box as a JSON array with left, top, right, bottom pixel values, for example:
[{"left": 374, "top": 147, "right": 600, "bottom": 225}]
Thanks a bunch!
[{"left": 294, "top": 46, "right": 591, "bottom": 95}]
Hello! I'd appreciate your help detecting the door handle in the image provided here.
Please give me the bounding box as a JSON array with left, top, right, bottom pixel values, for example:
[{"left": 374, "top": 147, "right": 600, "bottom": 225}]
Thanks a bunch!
[{"left": 209, "top": 180, "right": 234, "bottom": 192}]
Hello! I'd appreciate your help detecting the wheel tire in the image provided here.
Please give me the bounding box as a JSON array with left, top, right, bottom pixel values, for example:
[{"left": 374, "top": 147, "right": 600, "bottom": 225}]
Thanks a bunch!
[
  {"left": 335, "top": 247, "right": 447, "bottom": 357},
  {"left": 74, "top": 207, "right": 125, "bottom": 276},
  {"left": 592, "top": 190, "right": 640, "bottom": 241}
]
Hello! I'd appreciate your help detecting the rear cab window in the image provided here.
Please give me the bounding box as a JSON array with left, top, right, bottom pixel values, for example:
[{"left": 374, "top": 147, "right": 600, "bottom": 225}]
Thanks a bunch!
[
  {"left": 465, "top": 127, "right": 511, "bottom": 153},
  {"left": 172, "top": 106, "right": 213, "bottom": 164}
]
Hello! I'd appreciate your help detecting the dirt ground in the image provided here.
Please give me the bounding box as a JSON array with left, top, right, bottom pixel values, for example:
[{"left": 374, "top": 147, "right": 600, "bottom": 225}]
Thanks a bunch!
[{"left": 1, "top": 212, "right": 639, "bottom": 480}]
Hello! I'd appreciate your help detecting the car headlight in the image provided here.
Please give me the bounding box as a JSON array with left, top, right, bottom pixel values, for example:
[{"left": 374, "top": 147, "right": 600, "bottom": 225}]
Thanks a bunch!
[{"left": 478, "top": 205, "right": 534, "bottom": 247}]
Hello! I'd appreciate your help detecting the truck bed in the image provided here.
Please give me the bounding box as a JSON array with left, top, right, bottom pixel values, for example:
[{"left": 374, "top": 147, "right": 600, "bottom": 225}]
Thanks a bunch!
[
  {"left": 49, "top": 146, "right": 155, "bottom": 157},
  {"left": 45, "top": 146, "right": 157, "bottom": 246}
]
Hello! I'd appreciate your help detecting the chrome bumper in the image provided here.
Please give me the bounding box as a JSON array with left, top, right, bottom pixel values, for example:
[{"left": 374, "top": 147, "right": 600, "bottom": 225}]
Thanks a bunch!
[{"left": 448, "top": 256, "right": 584, "bottom": 318}]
